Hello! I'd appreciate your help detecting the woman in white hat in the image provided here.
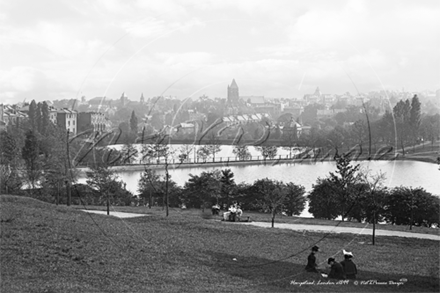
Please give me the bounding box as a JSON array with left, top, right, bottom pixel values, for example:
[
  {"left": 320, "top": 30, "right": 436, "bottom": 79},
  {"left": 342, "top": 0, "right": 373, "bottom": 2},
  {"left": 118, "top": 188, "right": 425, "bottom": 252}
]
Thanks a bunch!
[{"left": 340, "top": 250, "right": 357, "bottom": 279}]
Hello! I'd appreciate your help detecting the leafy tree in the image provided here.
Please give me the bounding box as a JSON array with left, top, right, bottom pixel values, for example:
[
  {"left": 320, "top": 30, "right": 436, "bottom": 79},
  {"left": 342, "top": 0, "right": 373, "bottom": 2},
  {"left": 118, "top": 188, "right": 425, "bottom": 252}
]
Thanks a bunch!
[
  {"left": 255, "top": 146, "right": 277, "bottom": 161},
  {"left": 327, "top": 153, "right": 361, "bottom": 221},
  {"left": 197, "top": 146, "right": 211, "bottom": 162},
  {"left": 283, "top": 183, "right": 306, "bottom": 216},
  {"left": 252, "top": 178, "right": 302, "bottom": 227},
  {"left": 308, "top": 178, "right": 340, "bottom": 220},
  {"left": 41, "top": 101, "right": 51, "bottom": 135},
  {"left": 220, "top": 169, "right": 236, "bottom": 206},
  {"left": 206, "top": 133, "right": 222, "bottom": 162},
  {"left": 350, "top": 120, "right": 367, "bottom": 154},
  {"left": 130, "top": 110, "right": 138, "bottom": 134},
  {"left": 383, "top": 187, "right": 439, "bottom": 227},
  {"left": 86, "top": 165, "right": 121, "bottom": 215},
  {"left": 36, "top": 102, "right": 43, "bottom": 134},
  {"left": 182, "top": 171, "right": 221, "bottom": 209},
  {"left": 232, "top": 145, "right": 251, "bottom": 161},
  {"left": 141, "top": 135, "right": 174, "bottom": 216},
  {"left": 409, "top": 95, "right": 421, "bottom": 149},
  {"left": 178, "top": 144, "right": 194, "bottom": 163},
  {"left": 120, "top": 143, "right": 138, "bottom": 164},
  {"left": 0, "top": 131, "right": 22, "bottom": 194},
  {"left": 393, "top": 99, "right": 411, "bottom": 154},
  {"left": 327, "top": 125, "right": 347, "bottom": 154},
  {"left": 22, "top": 130, "right": 42, "bottom": 193},
  {"left": 138, "top": 169, "right": 181, "bottom": 208},
  {"left": 282, "top": 124, "right": 298, "bottom": 158},
  {"left": 28, "top": 100, "right": 38, "bottom": 132}
]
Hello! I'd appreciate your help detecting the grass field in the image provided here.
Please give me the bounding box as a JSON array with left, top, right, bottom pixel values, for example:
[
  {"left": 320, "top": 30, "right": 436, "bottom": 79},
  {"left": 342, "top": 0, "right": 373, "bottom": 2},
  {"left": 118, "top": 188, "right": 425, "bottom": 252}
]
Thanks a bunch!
[{"left": 1, "top": 195, "right": 439, "bottom": 293}]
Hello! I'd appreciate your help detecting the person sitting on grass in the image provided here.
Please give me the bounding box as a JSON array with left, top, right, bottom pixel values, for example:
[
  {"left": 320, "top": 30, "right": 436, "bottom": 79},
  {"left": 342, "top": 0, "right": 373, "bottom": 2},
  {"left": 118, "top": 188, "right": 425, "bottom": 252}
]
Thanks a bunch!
[
  {"left": 305, "top": 246, "right": 320, "bottom": 273},
  {"left": 327, "top": 257, "right": 345, "bottom": 279},
  {"left": 340, "top": 250, "right": 357, "bottom": 279}
]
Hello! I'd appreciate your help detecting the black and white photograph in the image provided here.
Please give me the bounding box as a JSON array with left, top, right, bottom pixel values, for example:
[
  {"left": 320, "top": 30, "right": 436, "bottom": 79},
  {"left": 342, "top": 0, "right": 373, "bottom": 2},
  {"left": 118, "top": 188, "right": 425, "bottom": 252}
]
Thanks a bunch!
[{"left": 1, "top": 0, "right": 439, "bottom": 292}]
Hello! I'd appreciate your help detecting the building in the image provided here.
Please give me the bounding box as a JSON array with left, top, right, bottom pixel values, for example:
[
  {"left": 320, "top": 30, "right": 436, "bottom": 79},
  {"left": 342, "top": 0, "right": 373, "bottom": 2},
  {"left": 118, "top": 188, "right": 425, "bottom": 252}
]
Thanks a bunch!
[
  {"left": 0, "top": 104, "right": 27, "bottom": 128},
  {"left": 57, "top": 109, "right": 77, "bottom": 135},
  {"left": 227, "top": 79, "right": 240, "bottom": 104},
  {"left": 77, "top": 112, "right": 107, "bottom": 133}
]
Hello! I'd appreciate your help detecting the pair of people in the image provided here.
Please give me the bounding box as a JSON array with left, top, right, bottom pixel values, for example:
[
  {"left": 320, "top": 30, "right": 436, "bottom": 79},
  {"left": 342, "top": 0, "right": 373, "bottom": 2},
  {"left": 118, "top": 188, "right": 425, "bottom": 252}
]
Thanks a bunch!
[{"left": 305, "top": 246, "right": 357, "bottom": 279}]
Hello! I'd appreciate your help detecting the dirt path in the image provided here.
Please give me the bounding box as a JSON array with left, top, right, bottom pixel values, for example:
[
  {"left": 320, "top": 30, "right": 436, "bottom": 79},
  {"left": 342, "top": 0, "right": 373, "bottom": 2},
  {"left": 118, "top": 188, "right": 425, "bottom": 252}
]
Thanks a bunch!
[
  {"left": 240, "top": 222, "right": 440, "bottom": 241},
  {"left": 81, "top": 210, "right": 149, "bottom": 218}
]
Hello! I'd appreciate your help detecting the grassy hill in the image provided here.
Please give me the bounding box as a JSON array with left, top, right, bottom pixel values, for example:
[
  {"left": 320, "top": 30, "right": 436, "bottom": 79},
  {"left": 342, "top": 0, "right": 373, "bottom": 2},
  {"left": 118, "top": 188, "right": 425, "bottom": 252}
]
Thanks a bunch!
[{"left": 1, "top": 195, "right": 439, "bottom": 292}]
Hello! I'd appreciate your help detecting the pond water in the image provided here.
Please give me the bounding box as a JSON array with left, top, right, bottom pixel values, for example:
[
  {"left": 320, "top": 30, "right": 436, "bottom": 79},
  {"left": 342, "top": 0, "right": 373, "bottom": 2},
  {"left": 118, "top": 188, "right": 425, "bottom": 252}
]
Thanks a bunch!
[
  {"left": 80, "top": 145, "right": 440, "bottom": 218},
  {"left": 111, "top": 160, "right": 439, "bottom": 196}
]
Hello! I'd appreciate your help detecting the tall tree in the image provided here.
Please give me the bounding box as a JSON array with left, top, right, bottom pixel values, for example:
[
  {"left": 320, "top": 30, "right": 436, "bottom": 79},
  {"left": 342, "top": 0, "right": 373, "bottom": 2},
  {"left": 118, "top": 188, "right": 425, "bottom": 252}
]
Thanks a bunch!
[
  {"left": 252, "top": 178, "right": 305, "bottom": 227},
  {"left": 41, "top": 101, "right": 51, "bottom": 135},
  {"left": 393, "top": 99, "right": 411, "bottom": 154},
  {"left": 36, "top": 102, "right": 43, "bottom": 134},
  {"left": 409, "top": 95, "right": 421, "bottom": 150},
  {"left": 22, "top": 130, "right": 42, "bottom": 193},
  {"left": 28, "top": 100, "right": 38, "bottom": 132},
  {"left": 0, "top": 131, "right": 22, "bottom": 194},
  {"left": 130, "top": 110, "right": 138, "bottom": 134},
  {"left": 183, "top": 171, "right": 221, "bottom": 209},
  {"left": 350, "top": 120, "right": 367, "bottom": 154},
  {"left": 220, "top": 169, "right": 235, "bottom": 206},
  {"left": 86, "top": 165, "right": 118, "bottom": 215},
  {"left": 327, "top": 153, "right": 361, "bottom": 221}
]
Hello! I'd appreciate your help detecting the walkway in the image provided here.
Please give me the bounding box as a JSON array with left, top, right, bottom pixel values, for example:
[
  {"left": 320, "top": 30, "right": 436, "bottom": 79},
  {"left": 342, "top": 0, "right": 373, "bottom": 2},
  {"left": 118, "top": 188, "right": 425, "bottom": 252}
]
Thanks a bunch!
[
  {"left": 81, "top": 210, "right": 149, "bottom": 218},
  {"left": 240, "top": 222, "right": 440, "bottom": 241}
]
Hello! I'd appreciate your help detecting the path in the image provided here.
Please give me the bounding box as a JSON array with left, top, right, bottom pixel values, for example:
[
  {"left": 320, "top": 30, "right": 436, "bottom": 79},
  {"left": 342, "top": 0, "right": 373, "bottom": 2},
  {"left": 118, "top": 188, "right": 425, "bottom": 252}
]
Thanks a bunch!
[
  {"left": 240, "top": 222, "right": 440, "bottom": 241},
  {"left": 81, "top": 210, "right": 149, "bottom": 218}
]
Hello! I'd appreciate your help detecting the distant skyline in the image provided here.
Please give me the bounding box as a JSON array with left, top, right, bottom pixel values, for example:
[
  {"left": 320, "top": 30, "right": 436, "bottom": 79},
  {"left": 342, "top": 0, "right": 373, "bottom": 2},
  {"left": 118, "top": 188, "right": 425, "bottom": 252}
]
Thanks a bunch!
[{"left": 1, "top": 0, "right": 439, "bottom": 104}]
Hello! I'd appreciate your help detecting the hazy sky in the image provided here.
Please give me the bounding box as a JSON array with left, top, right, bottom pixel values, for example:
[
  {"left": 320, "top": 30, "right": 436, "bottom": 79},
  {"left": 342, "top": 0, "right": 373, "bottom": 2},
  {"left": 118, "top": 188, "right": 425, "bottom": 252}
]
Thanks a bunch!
[{"left": 1, "top": 0, "right": 439, "bottom": 104}]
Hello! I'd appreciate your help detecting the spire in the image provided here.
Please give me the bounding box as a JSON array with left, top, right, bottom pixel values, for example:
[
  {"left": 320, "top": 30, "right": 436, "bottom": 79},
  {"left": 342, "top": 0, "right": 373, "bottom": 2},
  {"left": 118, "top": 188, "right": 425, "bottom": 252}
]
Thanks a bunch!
[
  {"left": 230, "top": 79, "right": 238, "bottom": 89},
  {"left": 314, "top": 87, "right": 322, "bottom": 96}
]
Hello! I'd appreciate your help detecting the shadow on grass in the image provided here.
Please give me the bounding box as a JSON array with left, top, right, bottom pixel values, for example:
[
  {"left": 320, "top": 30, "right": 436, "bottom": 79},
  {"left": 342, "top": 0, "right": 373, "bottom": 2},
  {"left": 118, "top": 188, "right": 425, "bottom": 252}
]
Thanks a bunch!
[{"left": 202, "top": 250, "right": 440, "bottom": 292}]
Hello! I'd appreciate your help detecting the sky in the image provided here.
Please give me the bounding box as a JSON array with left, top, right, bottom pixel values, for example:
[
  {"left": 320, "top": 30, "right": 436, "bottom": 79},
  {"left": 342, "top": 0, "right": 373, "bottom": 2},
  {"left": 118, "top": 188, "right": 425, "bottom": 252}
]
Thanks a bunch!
[{"left": 1, "top": 0, "right": 439, "bottom": 104}]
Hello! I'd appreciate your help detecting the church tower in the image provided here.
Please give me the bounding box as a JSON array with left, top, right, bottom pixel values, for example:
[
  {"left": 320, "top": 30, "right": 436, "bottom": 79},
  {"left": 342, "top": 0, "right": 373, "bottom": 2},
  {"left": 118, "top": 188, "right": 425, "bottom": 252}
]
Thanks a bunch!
[{"left": 227, "top": 79, "right": 239, "bottom": 104}]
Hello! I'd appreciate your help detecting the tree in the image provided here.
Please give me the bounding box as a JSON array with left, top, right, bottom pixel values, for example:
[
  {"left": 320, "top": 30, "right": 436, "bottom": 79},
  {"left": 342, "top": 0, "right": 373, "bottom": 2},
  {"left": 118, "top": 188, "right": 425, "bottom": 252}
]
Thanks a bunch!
[
  {"left": 36, "top": 102, "right": 43, "bottom": 134},
  {"left": 327, "top": 153, "right": 361, "bottom": 221},
  {"left": 308, "top": 178, "right": 340, "bottom": 220},
  {"left": 197, "top": 146, "right": 211, "bottom": 162},
  {"left": 130, "top": 110, "right": 138, "bottom": 134},
  {"left": 141, "top": 134, "right": 174, "bottom": 216},
  {"left": 358, "top": 169, "right": 387, "bottom": 245},
  {"left": 178, "top": 144, "right": 194, "bottom": 163},
  {"left": 283, "top": 183, "right": 306, "bottom": 216},
  {"left": 206, "top": 133, "right": 222, "bottom": 162},
  {"left": 86, "top": 165, "right": 119, "bottom": 215},
  {"left": 383, "top": 187, "right": 439, "bottom": 228},
  {"left": 138, "top": 169, "right": 181, "bottom": 208},
  {"left": 282, "top": 123, "right": 298, "bottom": 158},
  {"left": 183, "top": 171, "right": 221, "bottom": 209},
  {"left": 22, "top": 130, "right": 42, "bottom": 193},
  {"left": 252, "top": 178, "right": 290, "bottom": 227},
  {"left": 393, "top": 99, "right": 411, "bottom": 154},
  {"left": 232, "top": 145, "right": 251, "bottom": 161},
  {"left": 41, "top": 101, "right": 51, "bottom": 135},
  {"left": 0, "top": 131, "right": 22, "bottom": 194},
  {"left": 28, "top": 100, "right": 38, "bottom": 132},
  {"left": 420, "top": 114, "right": 440, "bottom": 151},
  {"left": 409, "top": 95, "right": 422, "bottom": 150},
  {"left": 255, "top": 146, "right": 277, "bottom": 161},
  {"left": 120, "top": 143, "right": 138, "bottom": 164},
  {"left": 220, "top": 169, "right": 235, "bottom": 206},
  {"left": 350, "top": 120, "right": 367, "bottom": 154}
]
